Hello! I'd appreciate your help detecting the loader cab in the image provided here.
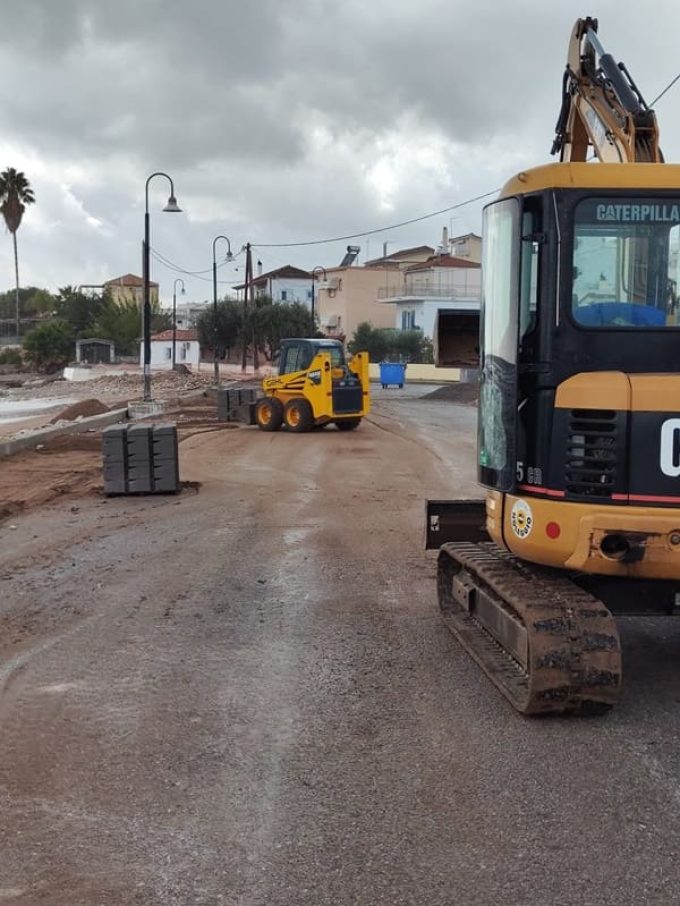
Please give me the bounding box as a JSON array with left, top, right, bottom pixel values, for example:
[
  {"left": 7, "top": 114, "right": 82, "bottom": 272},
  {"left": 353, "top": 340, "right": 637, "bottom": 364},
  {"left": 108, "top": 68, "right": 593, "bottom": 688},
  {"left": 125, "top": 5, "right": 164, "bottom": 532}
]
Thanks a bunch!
[
  {"left": 277, "top": 338, "right": 345, "bottom": 376},
  {"left": 477, "top": 162, "right": 680, "bottom": 497}
]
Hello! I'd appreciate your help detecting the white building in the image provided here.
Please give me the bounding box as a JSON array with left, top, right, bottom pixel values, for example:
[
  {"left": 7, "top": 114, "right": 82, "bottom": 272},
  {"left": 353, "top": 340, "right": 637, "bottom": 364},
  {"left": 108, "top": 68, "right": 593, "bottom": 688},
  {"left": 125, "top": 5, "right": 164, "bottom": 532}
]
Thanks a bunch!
[
  {"left": 173, "top": 301, "right": 211, "bottom": 329},
  {"left": 381, "top": 254, "right": 481, "bottom": 368},
  {"left": 234, "top": 265, "right": 313, "bottom": 306},
  {"left": 143, "top": 328, "right": 201, "bottom": 369}
]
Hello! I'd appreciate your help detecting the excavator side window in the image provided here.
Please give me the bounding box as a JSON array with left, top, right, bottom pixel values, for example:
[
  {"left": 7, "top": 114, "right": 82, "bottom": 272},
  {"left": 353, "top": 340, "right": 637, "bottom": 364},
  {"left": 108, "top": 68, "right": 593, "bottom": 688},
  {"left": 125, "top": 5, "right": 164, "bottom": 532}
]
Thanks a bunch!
[{"left": 478, "top": 198, "right": 520, "bottom": 492}]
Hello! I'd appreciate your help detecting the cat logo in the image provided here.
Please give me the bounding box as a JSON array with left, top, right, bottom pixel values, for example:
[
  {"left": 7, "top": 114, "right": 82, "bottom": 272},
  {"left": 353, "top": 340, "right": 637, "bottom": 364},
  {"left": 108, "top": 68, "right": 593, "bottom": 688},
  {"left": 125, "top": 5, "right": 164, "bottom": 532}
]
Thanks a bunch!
[{"left": 510, "top": 499, "right": 534, "bottom": 539}]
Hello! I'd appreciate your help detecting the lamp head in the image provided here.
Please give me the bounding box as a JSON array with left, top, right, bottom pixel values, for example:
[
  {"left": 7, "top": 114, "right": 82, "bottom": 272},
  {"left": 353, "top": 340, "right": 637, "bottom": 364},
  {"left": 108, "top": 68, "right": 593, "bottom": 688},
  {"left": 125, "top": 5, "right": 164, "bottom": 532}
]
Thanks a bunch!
[
  {"left": 225, "top": 251, "right": 234, "bottom": 262},
  {"left": 163, "top": 195, "right": 182, "bottom": 213},
  {"left": 181, "top": 286, "right": 186, "bottom": 295}
]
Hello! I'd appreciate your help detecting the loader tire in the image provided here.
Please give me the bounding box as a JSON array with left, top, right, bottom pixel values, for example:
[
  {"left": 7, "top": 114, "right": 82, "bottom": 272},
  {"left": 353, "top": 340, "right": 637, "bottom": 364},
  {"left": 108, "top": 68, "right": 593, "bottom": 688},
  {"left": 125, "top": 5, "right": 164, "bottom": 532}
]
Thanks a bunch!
[
  {"left": 335, "top": 418, "right": 361, "bottom": 431},
  {"left": 255, "top": 397, "right": 284, "bottom": 431},
  {"left": 284, "top": 398, "right": 314, "bottom": 433}
]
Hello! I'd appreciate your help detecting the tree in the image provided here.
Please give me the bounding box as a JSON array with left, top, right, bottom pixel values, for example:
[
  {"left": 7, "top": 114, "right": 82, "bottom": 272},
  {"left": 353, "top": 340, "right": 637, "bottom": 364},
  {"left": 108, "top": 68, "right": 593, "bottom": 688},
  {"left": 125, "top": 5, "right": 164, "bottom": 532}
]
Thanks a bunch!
[
  {"left": 0, "top": 286, "right": 55, "bottom": 321},
  {"left": 348, "top": 322, "right": 433, "bottom": 363},
  {"left": 151, "top": 306, "right": 172, "bottom": 334},
  {"left": 0, "top": 168, "right": 35, "bottom": 336},
  {"left": 23, "top": 320, "right": 74, "bottom": 372},
  {"left": 196, "top": 299, "right": 242, "bottom": 359},
  {"left": 348, "top": 322, "right": 389, "bottom": 362},
  {"left": 91, "top": 296, "right": 142, "bottom": 356},
  {"left": 251, "top": 300, "right": 315, "bottom": 361},
  {"left": 54, "top": 285, "right": 106, "bottom": 336}
]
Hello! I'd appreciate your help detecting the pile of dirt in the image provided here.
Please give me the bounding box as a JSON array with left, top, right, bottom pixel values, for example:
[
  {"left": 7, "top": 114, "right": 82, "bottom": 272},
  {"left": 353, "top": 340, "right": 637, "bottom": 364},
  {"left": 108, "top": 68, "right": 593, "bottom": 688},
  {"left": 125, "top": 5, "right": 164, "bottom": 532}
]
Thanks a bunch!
[
  {"left": 50, "top": 398, "right": 110, "bottom": 424},
  {"left": 423, "top": 382, "right": 479, "bottom": 405}
]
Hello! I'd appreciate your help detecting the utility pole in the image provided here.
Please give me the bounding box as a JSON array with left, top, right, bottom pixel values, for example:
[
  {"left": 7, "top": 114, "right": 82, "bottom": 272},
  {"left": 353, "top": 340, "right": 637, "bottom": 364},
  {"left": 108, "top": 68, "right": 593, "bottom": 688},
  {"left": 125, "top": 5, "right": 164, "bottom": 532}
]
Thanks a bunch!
[{"left": 242, "top": 243, "right": 252, "bottom": 372}]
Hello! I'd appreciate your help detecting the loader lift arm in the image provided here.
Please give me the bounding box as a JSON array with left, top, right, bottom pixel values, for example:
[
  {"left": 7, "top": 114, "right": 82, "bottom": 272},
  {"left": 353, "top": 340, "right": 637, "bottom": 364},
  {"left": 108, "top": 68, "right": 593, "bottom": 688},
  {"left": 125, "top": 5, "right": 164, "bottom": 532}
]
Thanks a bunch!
[{"left": 551, "top": 16, "right": 662, "bottom": 163}]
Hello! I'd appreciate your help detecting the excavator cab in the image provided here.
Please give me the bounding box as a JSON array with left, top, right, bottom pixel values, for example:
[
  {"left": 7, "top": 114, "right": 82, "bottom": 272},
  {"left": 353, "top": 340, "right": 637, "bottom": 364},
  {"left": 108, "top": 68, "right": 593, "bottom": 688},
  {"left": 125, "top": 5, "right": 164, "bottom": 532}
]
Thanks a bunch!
[
  {"left": 477, "top": 167, "right": 680, "bottom": 523},
  {"left": 426, "top": 17, "right": 680, "bottom": 715}
]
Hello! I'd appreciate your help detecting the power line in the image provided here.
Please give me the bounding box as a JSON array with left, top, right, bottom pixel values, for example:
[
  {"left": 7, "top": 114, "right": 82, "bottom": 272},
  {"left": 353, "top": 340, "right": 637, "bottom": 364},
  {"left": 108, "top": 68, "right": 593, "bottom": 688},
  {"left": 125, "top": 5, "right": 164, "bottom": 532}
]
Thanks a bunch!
[
  {"left": 147, "top": 68, "right": 680, "bottom": 273},
  {"left": 651, "top": 71, "right": 680, "bottom": 106},
  {"left": 150, "top": 245, "right": 244, "bottom": 285},
  {"left": 253, "top": 189, "right": 500, "bottom": 249}
]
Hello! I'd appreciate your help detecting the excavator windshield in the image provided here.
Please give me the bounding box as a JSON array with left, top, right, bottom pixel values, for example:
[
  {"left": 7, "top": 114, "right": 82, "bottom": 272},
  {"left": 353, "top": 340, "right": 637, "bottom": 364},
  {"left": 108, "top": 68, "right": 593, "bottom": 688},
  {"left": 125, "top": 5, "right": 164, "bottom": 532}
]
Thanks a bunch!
[{"left": 571, "top": 196, "right": 680, "bottom": 327}]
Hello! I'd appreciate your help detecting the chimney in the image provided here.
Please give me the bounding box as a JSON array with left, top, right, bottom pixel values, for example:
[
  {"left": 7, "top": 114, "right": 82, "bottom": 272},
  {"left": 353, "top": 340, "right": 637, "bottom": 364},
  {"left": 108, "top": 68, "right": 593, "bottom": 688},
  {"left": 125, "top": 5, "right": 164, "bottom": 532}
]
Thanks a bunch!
[{"left": 257, "top": 259, "right": 263, "bottom": 277}]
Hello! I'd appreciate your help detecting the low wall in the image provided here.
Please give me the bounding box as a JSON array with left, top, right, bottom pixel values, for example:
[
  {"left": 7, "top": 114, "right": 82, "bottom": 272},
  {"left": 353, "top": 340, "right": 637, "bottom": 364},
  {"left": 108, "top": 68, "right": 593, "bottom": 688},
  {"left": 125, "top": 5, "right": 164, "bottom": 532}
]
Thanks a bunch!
[
  {"left": 0, "top": 408, "right": 128, "bottom": 459},
  {"left": 368, "top": 363, "right": 461, "bottom": 383}
]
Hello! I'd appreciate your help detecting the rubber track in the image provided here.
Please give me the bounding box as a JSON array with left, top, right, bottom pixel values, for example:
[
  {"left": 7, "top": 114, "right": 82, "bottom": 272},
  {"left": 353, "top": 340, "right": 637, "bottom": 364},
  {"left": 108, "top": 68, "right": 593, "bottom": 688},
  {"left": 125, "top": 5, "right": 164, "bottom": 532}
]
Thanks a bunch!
[{"left": 437, "top": 542, "right": 622, "bottom": 715}]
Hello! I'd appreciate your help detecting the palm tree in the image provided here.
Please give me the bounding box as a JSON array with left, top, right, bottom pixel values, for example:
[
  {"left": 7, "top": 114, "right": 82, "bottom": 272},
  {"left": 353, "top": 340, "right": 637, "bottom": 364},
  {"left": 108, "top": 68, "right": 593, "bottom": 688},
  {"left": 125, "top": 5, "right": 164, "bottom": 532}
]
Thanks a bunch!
[{"left": 0, "top": 168, "right": 35, "bottom": 337}]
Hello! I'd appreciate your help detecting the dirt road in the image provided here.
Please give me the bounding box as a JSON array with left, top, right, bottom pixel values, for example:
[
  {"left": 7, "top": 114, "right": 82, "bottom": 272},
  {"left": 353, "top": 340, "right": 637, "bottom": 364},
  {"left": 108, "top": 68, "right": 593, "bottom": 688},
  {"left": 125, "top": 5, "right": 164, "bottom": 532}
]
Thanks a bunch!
[{"left": 1, "top": 388, "right": 680, "bottom": 905}]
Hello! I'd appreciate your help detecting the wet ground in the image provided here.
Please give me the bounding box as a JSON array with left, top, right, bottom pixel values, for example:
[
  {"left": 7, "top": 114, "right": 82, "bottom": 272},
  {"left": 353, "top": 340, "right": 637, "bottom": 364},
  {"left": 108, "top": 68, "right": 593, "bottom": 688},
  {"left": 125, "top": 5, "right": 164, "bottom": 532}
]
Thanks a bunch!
[{"left": 0, "top": 388, "right": 679, "bottom": 904}]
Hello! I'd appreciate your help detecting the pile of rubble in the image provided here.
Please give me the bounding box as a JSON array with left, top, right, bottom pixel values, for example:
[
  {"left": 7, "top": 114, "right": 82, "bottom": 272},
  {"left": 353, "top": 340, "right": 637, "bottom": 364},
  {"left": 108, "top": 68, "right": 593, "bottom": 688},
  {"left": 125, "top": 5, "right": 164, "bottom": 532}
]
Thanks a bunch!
[{"left": 8, "top": 369, "right": 218, "bottom": 404}]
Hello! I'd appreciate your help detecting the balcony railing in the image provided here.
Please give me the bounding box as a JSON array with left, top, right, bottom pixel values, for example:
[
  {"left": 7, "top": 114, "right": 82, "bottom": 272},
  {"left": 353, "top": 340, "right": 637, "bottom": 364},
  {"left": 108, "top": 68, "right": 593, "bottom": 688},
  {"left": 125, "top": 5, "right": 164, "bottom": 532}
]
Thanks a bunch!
[{"left": 377, "top": 286, "right": 481, "bottom": 300}]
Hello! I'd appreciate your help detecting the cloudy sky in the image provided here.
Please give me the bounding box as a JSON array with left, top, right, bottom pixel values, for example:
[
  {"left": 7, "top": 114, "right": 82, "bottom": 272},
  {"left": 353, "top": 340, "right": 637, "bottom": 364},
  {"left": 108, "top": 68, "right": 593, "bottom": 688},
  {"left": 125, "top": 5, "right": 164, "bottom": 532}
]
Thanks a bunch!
[{"left": 1, "top": 0, "right": 679, "bottom": 306}]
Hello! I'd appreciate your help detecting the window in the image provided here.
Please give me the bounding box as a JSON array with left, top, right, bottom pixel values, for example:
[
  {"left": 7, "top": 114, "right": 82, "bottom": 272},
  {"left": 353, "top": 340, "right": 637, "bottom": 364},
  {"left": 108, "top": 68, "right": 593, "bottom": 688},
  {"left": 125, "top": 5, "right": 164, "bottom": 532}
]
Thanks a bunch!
[
  {"left": 481, "top": 200, "right": 519, "bottom": 365},
  {"left": 572, "top": 197, "right": 680, "bottom": 328},
  {"left": 520, "top": 208, "right": 539, "bottom": 339},
  {"left": 280, "top": 345, "right": 301, "bottom": 375},
  {"left": 401, "top": 310, "right": 416, "bottom": 329},
  {"left": 478, "top": 198, "right": 520, "bottom": 491},
  {"left": 281, "top": 290, "right": 288, "bottom": 302},
  {"left": 164, "top": 347, "right": 172, "bottom": 360}
]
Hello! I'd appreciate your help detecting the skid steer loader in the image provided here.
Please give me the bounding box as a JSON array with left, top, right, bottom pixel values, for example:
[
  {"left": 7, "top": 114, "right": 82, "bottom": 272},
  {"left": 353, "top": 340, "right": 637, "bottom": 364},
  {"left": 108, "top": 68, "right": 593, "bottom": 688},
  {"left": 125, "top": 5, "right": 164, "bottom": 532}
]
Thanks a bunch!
[{"left": 255, "top": 338, "right": 370, "bottom": 432}]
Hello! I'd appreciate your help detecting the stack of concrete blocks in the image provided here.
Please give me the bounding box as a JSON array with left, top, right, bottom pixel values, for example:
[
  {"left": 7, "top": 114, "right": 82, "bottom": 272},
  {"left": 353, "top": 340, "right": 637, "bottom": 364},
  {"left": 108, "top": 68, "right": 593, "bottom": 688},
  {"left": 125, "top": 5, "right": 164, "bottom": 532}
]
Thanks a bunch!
[
  {"left": 127, "top": 424, "right": 154, "bottom": 494},
  {"left": 151, "top": 424, "right": 180, "bottom": 492},
  {"left": 102, "top": 423, "right": 179, "bottom": 496},
  {"left": 101, "top": 425, "right": 128, "bottom": 495}
]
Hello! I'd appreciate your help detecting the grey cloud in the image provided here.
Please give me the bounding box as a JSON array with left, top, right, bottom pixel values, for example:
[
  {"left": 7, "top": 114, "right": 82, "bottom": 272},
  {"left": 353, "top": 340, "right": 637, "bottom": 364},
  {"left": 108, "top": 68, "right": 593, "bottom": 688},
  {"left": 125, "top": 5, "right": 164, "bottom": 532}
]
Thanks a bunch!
[{"left": 1, "top": 0, "right": 680, "bottom": 299}]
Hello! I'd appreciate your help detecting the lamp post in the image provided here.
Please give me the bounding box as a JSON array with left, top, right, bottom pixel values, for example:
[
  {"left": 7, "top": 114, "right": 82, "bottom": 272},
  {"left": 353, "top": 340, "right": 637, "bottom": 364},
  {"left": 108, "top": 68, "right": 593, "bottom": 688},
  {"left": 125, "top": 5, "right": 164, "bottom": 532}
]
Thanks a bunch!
[
  {"left": 172, "top": 277, "right": 185, "bottom": 370},
  {"left": 212, "top": 235, "right": 233, "bottom": 387},
  {"left": 310, "top": 266, "right": 326, "bottom": 333},
  {"left": 142, "top": 172, "right": 182, "bottom": 401}
]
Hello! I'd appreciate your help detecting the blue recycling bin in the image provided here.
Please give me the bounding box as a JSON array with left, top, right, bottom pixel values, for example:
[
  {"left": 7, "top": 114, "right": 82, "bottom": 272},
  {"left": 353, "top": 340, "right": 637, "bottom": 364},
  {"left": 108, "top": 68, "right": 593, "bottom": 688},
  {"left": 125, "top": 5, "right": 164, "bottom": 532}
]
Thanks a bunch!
[{"left": 379, "top": 362, "right": 407, "bottom": 388}]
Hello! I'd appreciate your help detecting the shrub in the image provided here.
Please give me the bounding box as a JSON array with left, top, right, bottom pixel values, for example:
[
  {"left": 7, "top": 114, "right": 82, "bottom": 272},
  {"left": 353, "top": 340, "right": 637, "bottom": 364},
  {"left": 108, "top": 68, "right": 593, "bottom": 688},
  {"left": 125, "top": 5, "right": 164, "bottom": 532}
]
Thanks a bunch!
[
  {"left": 0, "top": 347, "right": 22, "bottom": 366},
  {"left": 22, "top": 320, "right": 74, "bottom": 372}
]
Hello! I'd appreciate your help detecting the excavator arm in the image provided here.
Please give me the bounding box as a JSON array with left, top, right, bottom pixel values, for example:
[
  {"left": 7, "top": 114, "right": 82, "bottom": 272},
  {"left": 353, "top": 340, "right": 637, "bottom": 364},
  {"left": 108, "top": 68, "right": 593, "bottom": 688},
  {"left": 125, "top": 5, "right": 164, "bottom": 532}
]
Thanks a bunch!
[{"left": 551, "top": 17, "right": 662, "bottom": 163}]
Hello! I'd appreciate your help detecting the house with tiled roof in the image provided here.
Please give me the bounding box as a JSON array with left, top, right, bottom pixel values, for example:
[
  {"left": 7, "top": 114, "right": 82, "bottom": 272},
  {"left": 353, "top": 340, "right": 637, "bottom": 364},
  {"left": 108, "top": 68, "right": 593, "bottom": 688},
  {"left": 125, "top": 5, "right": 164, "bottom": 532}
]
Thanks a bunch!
[
  {"left": 234, "top": 265, "right": 313, "bottom": 305},
  {"left": 142, "top": 328, "right": 200, "bottom": 369},
  {"left": 104, "top": 274, "right": 159, "bottom": 308}
]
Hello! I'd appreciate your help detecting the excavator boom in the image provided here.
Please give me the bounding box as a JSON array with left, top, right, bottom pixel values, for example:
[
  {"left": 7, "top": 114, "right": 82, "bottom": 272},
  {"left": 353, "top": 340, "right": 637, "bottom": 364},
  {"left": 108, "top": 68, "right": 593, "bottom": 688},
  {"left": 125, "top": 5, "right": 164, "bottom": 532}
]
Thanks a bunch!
[{"left": 552, "top": 17, "right": 662, "bottom": 163}]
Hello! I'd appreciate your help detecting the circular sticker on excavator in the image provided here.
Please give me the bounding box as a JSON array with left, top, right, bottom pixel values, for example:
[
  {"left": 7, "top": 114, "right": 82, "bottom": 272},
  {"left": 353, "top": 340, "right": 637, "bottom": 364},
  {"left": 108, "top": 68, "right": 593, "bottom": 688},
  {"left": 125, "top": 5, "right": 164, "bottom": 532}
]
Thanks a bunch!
[{"left": 510, "top": 499, "right": 533, "bottom": 539}]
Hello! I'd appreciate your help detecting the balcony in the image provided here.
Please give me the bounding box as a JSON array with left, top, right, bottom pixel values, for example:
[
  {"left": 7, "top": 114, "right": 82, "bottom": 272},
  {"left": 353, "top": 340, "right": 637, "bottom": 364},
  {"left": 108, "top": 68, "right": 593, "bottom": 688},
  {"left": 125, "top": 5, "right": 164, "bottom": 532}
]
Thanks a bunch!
[
  {"left": 378, "top": 285, "right": 480, "bottom": 303},
  {"left": 378, "top": 272, "right": 480, "bottom": 303}
]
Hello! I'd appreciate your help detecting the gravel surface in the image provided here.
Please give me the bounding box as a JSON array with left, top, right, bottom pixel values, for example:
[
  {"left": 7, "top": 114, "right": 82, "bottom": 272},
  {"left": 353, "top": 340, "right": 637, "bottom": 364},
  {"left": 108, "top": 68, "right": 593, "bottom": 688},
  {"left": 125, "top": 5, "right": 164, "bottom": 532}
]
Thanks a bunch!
[{"left": 0, "top": 392, "right": 679, "bottom": 904}]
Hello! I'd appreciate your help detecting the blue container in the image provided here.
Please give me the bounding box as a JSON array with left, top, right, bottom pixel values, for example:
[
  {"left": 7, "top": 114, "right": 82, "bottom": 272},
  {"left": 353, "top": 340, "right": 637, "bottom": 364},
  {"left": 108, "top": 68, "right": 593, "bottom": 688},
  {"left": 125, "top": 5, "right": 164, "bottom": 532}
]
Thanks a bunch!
[{"left": 379, "top": 362, "right": 407, "bottom": 388}]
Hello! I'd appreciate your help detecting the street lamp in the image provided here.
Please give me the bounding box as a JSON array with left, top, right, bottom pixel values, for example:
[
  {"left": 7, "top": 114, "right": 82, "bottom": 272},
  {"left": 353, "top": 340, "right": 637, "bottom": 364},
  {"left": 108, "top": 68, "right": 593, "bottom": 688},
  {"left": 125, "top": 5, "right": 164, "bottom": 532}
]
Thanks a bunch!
[
  {"left": 142, "top": 172, "right": 182, "bottom": 401},
  {"left": 212, "top": 235, "right": 233, "bottom": 387},
  {"left": 172, "top": 277, "right": 185, "bottom": 370},
  {"left": 310, "top": 266, "right": 327, "bottom": 332}
]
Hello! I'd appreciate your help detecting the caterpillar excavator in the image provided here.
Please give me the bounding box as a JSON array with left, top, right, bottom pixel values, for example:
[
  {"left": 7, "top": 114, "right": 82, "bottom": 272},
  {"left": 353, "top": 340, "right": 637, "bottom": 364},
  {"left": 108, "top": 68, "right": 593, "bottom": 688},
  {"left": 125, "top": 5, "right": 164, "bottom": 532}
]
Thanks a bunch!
[{"left": 426, "top": 17, "right": 680, "bottom": 714}]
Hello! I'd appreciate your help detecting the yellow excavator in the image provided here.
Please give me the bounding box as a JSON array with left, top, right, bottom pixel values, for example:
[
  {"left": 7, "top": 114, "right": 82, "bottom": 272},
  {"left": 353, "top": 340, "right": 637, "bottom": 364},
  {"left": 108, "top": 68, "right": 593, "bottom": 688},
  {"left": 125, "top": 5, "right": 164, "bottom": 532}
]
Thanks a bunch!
[{"left": 426, "top": 17, "right": 680, "bottom": 714}]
